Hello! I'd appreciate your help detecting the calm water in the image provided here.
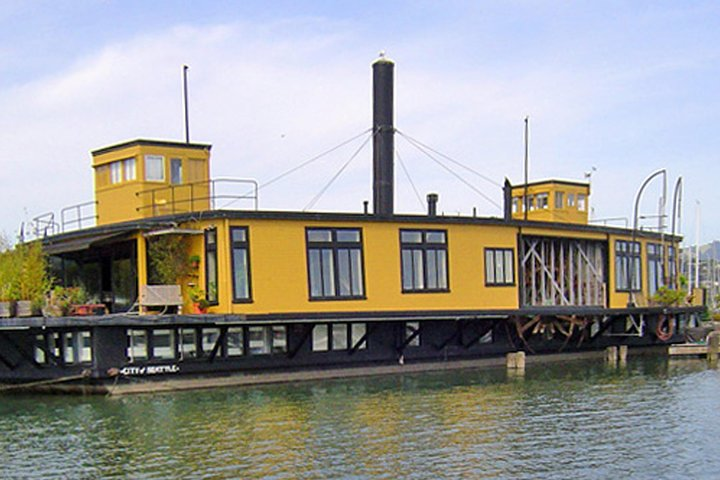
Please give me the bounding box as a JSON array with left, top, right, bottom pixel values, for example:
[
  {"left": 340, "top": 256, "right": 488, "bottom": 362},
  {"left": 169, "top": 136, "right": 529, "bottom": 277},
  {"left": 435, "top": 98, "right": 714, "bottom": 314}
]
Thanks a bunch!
[{"left": 2, "top": 358, "right": 720, "bottom": 479}]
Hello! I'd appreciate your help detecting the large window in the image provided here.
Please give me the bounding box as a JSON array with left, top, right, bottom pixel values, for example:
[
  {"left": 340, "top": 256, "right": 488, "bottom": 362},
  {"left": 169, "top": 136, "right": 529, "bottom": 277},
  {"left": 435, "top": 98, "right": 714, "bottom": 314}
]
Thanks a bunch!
[
  {"left": 485, "top": 248, "right": 515, "bottom": 286},
  {"left": 145, "top": 155, "right": 165, "bottom": 181},
  {"left": 306, "top": 228, "right": 365, "bottom": 300},
  {"left": 647, "top": 243, "right": 664, "bottom": 296},
  {"left": 230, "top": 227, "right": 251, "bottom": 302},
  {"left": 312, "top": 322, "right": 367, "bottom": 351},
  {"left": 205, "top": 228, "right": 218, "bottom": 304},
  {"left": 615, "top": 240, "right": 641, "bottom": 292},
  {"left": 400, "top": 230, "right": 448, "bottom": 292}
]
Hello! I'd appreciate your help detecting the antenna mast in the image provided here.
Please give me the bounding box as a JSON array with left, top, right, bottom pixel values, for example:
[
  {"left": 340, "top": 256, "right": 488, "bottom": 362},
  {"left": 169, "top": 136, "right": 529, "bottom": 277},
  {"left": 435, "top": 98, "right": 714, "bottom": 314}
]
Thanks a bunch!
[{"left": 183, "top": 65, "right": 190, "bottom": 143}]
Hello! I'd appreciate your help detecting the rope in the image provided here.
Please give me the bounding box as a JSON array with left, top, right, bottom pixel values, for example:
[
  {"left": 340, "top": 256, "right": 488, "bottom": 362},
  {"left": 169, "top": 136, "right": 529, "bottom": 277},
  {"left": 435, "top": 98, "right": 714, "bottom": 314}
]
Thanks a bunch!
[
  {"left": 396, "top": 149, "right": 426, "bottom": 210},
  {"left": 0, "top": 370, "right": 90, "bottom": 393},
  {"left": 656, "top": 313, "right": 675, "bottom": 341},
  {"left": 303, "top": 128, "right": 376, "bottom": 211},
  {"left": 397, "top": 131, "right": 502, "bottom": 210}
]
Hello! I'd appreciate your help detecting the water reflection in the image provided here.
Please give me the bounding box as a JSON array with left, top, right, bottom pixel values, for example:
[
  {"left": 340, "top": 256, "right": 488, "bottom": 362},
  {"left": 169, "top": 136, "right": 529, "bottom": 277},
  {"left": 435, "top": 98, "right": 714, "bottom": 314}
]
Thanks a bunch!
[{"left": 1, "top": 358, "right": 719, "bottom": 479}]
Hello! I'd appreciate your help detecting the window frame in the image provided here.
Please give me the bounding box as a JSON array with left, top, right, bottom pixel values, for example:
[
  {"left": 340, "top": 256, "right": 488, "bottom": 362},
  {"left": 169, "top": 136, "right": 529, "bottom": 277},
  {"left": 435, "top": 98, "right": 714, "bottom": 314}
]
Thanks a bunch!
[
  {"left": 484, "top": 248, "right": 515, "bottom": 286},
  {"left": 647, "top": 243, "right": 664, "bottom": 296},
  {"left": 400, "top": 229, "right": 450, "bottom": 293},
  {"left": 305, "top": 227, "right": 366, "bottom": 301},
  {"left": 170, "top": 158, "right": 183, "bottom": 185},
  {"left": 144, "top": 154, "right": 165, "bottom": 182},
  {"left": 110, "top": 161, "right": 122, "bottom": 184},
  {"left": 230, "top": 227, "right": 252, "bottom": 303},
  {"left": 123, "top": 157, "right": 136, "bottom": 181},
  {"left": 205, "top": 228, "right": 219, "bottom": 305},
  {"left": 615, "top": 240, "right": 642, "bottom": 292}
]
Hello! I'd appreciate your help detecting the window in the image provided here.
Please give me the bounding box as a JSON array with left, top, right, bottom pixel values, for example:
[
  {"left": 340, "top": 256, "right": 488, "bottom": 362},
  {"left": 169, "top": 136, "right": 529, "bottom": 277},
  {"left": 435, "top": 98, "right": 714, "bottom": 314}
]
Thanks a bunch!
[
  {"left": 567, "top": 193, "right": 576, "bottom": 208},
  {"left": 536, "top": 193, "right": 549, "bottom": 209},
  {"left": 180, "top": 328, "right": 197, "bottom": 359},
  {"left": 145, "top": 155, "right": 165, "bottom": 181},
  {"left": 527, "top": 195, "right": 535, "bottom": 211},
  {"left": 170, "top": 158, "right": 182, "bottom": 185},
  {"left": 351, "top": 323, "right": 367, "bottom": 350},
  {"left": 248, "top": 325, "right": 286, "bottom": 355},
  {"left": 615, "top": 240, "right": 641, "bottom": 291},
  {"left": 647, "top": 243, "right": 664, "bottom": 296},
  {"left": 127, "top": 329, "right": 148, "bottom": 361},
  {"left": 230, "top": 227, "right": 252, "bottom": 302},
  {"left": 312, "top": 323, "right": 364, "bottom": 351},
  {"left": 62, "top": 331, "right": 92, "bottom": 364},
  {"left": 512, "top": 197, "right": 520, "bottom": 213},
  {"left": 110, "top": 162, "right": 122, "bottom": 184},
  {"left": 555, "top": 191, "right": 564, "bottom": 209},
  {"left": 485, "top": 248, "right": 515, "bottom": 286},
  {"left": 205, "top": 228, "right": 218, "bottom": 304},
  {"left": 306, "top": 228, "right": 365, "bottom": 300},
  {"left": 401, "top": 230, "right": 449, "bottom": 292},
  {"left": 227, "top": 327, "right": 244, "bottom": 356},
  {"left": 153, "top": 329, "right": 176, "bottom": 359},
  {"left": 405, "top": 322, "right": 420, "bottom": 347},
  {"left": 201, "top": 328, "right": 221, "bottom": 356},
  {"left": 577, "top": 194, "right": 587, "bottom": 212},
  {"left": 124, "top": 158, "right": 136, "bottom": 181}
]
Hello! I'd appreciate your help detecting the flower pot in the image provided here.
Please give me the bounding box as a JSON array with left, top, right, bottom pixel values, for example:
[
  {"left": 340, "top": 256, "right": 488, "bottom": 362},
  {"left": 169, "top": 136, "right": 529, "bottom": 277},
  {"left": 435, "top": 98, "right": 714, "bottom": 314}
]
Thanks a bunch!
[
  {"left": 0, "top": 301, "right": 15, "bottom": 318},
  {"left": 16, "top": 300, "right": 34, "bottom": 317},
  {"left": 192, "top": 303, "right": 208, "bottom": 314}
]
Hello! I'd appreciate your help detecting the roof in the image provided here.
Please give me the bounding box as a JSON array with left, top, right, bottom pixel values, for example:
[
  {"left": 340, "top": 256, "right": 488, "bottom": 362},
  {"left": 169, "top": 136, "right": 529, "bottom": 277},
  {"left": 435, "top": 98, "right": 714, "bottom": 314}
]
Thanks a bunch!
[{"left": 91, "top": 138, "right": 212, "bottom": 156}]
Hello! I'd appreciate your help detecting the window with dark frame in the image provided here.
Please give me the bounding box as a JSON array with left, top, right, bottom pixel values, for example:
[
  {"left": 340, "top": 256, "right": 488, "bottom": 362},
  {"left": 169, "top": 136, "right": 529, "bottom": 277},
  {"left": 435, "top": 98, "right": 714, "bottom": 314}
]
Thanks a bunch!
[
  {"left": 400, "top": 229, "right": 449, "bottom": 293},
  {"left": 306, "top": 228, "right": 365, "bottom": 300},
  {"left": 667, "top": 245, "right": 676, "bottom": 286},
  {"left": 230, "top": 227, "right": 252, "bottom": 302},
  {"left": 484, "top": 248, "right": 515, "bottom": 286},
  {"left": 312, "top": 322, "right": 367, "bottom": 351},
  {"left": 205, "top": 228, "right": 218, "bottom": 304},
  {"left": 615, "top": 240, "right": 641, "bottom": 292},
  {"left": 647, "top": 243, "right": 664, "bottom": 296}
]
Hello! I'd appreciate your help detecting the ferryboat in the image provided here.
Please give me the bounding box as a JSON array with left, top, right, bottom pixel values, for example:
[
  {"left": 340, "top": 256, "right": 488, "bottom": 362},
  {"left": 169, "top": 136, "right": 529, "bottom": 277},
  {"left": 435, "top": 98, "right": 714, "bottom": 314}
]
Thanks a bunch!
[{"left": 0, "top": 56, "right": 704, "bottom": 394}]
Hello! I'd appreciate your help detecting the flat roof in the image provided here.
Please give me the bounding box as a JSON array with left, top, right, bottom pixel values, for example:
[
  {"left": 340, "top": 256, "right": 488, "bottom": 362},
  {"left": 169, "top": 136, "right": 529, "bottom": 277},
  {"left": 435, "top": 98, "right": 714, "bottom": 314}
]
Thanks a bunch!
[{"left": 91, "top": 139, "right": 212, "bottom": 156}]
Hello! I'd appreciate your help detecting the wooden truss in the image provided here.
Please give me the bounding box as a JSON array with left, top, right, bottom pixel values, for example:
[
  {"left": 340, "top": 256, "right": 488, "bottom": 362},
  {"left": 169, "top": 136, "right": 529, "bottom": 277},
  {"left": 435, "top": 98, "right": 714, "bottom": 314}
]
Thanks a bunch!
[{"left": 521, "top": 236, "right": 606, "bottom": 307}]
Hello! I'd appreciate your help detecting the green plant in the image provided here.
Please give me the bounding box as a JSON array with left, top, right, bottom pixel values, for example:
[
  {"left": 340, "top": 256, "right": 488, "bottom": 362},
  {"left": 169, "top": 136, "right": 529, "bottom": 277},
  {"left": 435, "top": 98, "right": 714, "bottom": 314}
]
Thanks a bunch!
[
  {"left": 15, "top": 242, "right": 52, "bottom": 310},
  {"left": 187, "top": 285, "right": 210, "bottom": 311},
  {"left": 46, "top": 286, "right": 87, "bottom": 316},
  {"left": 0, "top": 245, "right": 21, "bottom": 302},
  {"left": 189, "top": 254, "right": 201, "bottom": 267},
  {"left": 651, "top": 286, "right": 686, "bottom": 307},
  {"left": 148, "top": 235, "right": 190, "bottom": 285}
]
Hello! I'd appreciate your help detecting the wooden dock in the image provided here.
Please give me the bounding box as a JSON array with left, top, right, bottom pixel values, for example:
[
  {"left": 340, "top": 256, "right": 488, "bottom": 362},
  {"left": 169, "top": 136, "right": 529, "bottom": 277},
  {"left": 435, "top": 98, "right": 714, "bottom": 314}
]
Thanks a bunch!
[{"left": 668, "top": 343, "right": 709, "bottom": 357}]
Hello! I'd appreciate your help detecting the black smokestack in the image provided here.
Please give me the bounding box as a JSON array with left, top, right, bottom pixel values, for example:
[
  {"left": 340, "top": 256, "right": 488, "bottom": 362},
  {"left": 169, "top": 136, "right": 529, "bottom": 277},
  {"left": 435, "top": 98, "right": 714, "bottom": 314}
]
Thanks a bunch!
[{"left": 373, "top": 54, "right": 394, "bottom": 217}]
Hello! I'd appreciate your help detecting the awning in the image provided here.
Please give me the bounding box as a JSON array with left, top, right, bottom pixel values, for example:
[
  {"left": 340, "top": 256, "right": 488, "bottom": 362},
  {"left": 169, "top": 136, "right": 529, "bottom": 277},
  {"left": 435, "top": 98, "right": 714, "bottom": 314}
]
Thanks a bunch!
[{"left": 43, "top": 232, "right": 130, "bottom": 255}]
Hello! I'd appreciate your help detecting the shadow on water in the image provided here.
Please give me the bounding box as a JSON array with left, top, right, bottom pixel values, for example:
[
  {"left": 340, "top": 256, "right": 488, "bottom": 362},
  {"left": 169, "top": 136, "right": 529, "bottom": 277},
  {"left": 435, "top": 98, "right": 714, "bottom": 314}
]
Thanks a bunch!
[{"left": 1, "top": 356, "right": 719, "bottom": 479}]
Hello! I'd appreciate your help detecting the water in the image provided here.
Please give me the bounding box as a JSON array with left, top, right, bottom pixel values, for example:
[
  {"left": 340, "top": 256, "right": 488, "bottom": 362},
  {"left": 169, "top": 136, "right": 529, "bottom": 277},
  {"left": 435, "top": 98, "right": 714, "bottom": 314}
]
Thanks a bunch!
[{"left": 1, "top": 357, "right": 719, "bottom": 479}]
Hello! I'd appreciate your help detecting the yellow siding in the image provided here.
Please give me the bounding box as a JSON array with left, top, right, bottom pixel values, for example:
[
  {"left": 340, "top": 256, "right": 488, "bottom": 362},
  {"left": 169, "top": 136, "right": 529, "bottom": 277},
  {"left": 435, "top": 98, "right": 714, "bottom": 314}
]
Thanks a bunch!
[{"left": 174, "top": 218, "right": 520, "bottom": 315}]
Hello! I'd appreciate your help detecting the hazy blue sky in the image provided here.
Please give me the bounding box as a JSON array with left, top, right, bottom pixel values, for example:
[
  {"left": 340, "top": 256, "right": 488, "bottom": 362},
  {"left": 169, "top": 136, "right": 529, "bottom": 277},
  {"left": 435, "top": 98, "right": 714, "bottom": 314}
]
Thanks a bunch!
[{"left": 1, "top": 1, "right": 718, "bottom": 244}]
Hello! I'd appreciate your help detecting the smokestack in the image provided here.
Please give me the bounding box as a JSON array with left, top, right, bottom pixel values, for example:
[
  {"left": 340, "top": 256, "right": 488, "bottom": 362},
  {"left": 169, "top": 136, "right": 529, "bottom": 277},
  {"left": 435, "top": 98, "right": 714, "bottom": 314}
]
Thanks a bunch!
[
  {"left": 373, "top": 54, "right": 395, "bottom": 217},
  {"left": 427, "top": 193, "right": 438, "bottom": 217}
]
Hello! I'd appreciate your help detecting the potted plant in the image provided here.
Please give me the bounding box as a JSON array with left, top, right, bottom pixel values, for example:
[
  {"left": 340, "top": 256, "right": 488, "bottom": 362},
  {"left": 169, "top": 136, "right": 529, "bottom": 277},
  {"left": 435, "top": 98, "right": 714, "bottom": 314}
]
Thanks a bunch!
[
  {"left": 188, "top": 285, "right": 209, "bottom": 314},
  {"left": 44, "top": 286, "right": 87, "bottom": 317},
  {"left": 14, "top": 242, "right": 51, "bottom": 317},
  {"left": 0, "top": 239, "right": 19, "bottom": 317},
  {"left": 189, "top": 254, "right": 201, "bottom": 270},
  {"left": 148, "top": 235, "right": 190, "bottom": 285}
]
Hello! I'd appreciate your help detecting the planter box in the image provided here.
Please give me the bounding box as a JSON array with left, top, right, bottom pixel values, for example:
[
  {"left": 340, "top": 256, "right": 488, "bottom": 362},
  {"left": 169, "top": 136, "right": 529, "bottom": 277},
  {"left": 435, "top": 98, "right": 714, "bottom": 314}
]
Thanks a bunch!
[
  {"left": 0, "top": 301, "right": 15, "bottom": 318},
  {"left": 16, "top": 300, "right": 34, "bottom": 317}
]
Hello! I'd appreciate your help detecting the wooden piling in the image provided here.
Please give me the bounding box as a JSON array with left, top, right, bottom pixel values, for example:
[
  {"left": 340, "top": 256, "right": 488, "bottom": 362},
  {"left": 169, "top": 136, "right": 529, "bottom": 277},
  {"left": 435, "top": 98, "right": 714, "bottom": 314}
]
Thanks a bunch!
[
  {"left": 708, "top": 332, "right": 720, "bottom": 364},
  {"left": 618, "top": 345, "right": 628, "bottom": 365},
  {"left": 606, "top": 346, "right": 618, "bottom": 365}
]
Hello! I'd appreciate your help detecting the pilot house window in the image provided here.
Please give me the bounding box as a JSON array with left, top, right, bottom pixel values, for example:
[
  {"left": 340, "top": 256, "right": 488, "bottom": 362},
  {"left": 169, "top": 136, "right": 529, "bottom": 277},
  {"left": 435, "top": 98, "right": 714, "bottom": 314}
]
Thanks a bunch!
[
  {"left": 400, "top": 230, "right": 449, "bottom": 292},
  {"left": 145, "top": 155, "right": 165, "bottom": 181},
  {"left": 306, "top": 228, "right": 365, "bottom": 300}
]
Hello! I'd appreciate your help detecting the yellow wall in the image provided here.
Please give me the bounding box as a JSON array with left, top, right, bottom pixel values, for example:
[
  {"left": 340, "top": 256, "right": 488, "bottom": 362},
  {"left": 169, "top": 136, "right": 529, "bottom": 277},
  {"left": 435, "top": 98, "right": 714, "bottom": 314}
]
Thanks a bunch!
[
  {"left": 511, "top": 181, "right": 590, "bottom": 225},
  {"left": 166, "top": 218, "right": 521, "bottom": 315},
  {"left": 92, "top": 140, "right": 211, "bottom": 225}
]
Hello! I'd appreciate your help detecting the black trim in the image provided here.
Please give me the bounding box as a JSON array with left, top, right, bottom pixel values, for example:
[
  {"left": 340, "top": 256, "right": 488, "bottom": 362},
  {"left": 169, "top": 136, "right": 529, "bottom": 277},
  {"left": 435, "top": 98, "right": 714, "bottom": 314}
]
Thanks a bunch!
[
  {"left": 204, "top": 228, "right": 219, "bottom": 305},
  {"left": 229, "top": 226, "right": 253, "bottom": 303},
  {"left": 400, "top": 229, "right": 450, "bottom": 293}
]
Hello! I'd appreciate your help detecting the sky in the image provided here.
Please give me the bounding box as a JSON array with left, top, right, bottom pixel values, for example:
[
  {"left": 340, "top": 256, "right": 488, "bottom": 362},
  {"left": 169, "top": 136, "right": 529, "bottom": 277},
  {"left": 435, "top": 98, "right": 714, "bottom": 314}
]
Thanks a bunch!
[{"left": 1, "top": 1, "right": 718, "bottom": 246}]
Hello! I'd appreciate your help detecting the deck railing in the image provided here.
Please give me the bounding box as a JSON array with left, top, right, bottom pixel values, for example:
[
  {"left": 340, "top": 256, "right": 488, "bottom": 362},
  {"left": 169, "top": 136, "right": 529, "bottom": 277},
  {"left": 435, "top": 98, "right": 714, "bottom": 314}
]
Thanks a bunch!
[{"left": 135, "top": 178, "right": 258, "bottom": 216}]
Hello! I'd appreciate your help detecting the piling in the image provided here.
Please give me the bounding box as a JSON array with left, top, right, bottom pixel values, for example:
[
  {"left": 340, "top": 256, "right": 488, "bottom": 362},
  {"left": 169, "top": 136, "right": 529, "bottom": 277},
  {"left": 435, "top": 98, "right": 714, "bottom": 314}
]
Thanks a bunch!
[
  {"left": 606, "top": 346, "right": 618, "bottom": 366},
  {"left": 708, "top": 332, "right": 720, "bottom": 365},
  {"left": 506, "top": 351, "right": 526, "bottom": 370},
  {"left": 618, "top": 345, "right": 628, "bottom": 366}
]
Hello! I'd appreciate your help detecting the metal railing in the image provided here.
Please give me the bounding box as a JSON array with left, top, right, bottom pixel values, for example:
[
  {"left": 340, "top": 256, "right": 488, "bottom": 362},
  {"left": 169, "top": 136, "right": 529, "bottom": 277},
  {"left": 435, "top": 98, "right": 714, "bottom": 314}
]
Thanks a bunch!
[
  {"left": 61, "top": 201, "right": 98, "bottom": 232},
  {"left": 135, "top": 178, "right": 258, "bottom": 215}
]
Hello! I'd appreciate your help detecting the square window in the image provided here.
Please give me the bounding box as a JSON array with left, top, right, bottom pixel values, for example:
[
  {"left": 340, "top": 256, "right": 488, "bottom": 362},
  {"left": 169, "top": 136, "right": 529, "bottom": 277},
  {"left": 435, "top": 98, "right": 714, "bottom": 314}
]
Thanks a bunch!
[{"left": 145, "top": 155, "right": 165, "bottom": 181}]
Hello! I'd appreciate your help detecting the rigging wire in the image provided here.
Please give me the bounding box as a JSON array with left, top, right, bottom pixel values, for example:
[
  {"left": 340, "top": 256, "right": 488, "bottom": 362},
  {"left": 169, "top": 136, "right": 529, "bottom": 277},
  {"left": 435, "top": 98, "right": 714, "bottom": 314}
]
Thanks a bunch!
[
  {"left": 303, "top": 128, "right": 377, "bottom": 211},
  {"left": 396, "top": 130, "right": 502, "bottom": 188},
  {"left": 217, "top": 127, "right": 374, "bottom": 209},
  {"left": 396, "top": 148, "right": 426, "bottom": 210},
  {"left": 398, "top": 132, "right": 502, "bottom": 210}
]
